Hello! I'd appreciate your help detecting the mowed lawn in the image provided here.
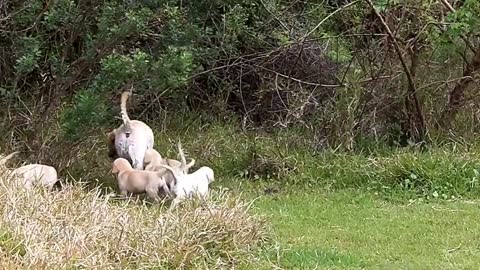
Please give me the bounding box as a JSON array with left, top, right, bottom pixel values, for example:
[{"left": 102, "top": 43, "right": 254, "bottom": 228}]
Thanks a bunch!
[{"left": 246, "top": 189, "right": 480, "bottom": 269}]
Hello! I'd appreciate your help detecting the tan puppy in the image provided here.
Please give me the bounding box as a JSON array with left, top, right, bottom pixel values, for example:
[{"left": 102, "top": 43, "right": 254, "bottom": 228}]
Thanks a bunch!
[
  {"left": 108, "top": 91, "right": 154, "bottom": 170},
  {"left": 144, "top": 148, "right": 196, "bottom": 172},
  {"left": 143, "top": 148, "right": 196, "bottom": 188},
  {"left": 112, "top": 158, "right": 171, "bottom": 202},
  {"left": 0, "top": 152, "right": 59, "bottom": 190},
  {"left": 143, "top": 148, "right": 195, "bottom": 171}
]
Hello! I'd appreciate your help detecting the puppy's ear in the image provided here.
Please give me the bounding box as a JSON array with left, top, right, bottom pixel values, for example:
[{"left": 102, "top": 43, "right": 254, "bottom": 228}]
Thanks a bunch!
[
  {"left": 111, "top": 163, "right": 119, "bottom": 174},
  {"left": 107, "top": 131, "right": 118, "bottom": 159},
  {"left": 143, "top": 151, "right": 151, "bottom": 166}
]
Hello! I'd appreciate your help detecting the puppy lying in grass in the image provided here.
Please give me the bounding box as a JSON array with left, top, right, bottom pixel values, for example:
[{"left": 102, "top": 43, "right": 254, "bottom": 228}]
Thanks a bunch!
[
  {"left": 158, "top": 144, "right": 214, "bottom": 208},
  {"left": 0, "top": 152, "right": 59, "bottom": 190},
  {"left": 112, "top": 158, "right": 171, "bottom": 202},
  {"left": 107, "top": 91, "right": 154, "bottom": 169}
]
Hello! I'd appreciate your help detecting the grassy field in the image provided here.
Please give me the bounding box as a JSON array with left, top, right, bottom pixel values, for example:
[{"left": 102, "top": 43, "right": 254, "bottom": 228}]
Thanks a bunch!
[
  {"left": 247, "top": 189, "right": 480, "bottom": 269},
  {"left": 3, "top": 119, "right": 480, "bottom": 269}
]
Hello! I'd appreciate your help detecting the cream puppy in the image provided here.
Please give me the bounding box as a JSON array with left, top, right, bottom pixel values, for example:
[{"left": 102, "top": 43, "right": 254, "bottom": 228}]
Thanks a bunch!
[
  {"left": 108, "top": 91, "right": 154, "bottom": 169},
  {"left": 112, "top": 158, "right": 171, "bottom": 202},
  {"left": 0, "top": 152, "right": 59, "bottom": 190},
  {"left": 144, "top": 148, "right": 196, "bottom": 172},
  {"left": 143, "top": 148, "right": 195, "bottom": 191},
  {"left": 13, "top": 164, "right": 58, "bottom": 190}
]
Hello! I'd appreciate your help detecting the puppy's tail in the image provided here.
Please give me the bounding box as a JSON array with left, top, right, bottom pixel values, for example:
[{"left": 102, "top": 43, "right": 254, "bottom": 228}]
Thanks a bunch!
[
  {"left": 120, "top": 91, "right": 131, "bottom": 132},
  {"left": 207, "top": 169, "right": 214, "bottom": 184},
  {"left": 186, "top": 159, "right": 195, "bottom": 170},
  {"left": 0, "top": 151, "right": 19, "bottom": 167},
  {"left": 177, "top": 142, "right": 187, "bottom": 174}
]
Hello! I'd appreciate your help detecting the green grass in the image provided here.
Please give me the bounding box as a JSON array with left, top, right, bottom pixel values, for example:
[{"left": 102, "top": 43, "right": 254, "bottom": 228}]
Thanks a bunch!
[
  {"left": 247, "top": 189, "right": 480, "bottom": 269},
  {"left": 7, "top": 117, "right": 480, "bottom": 269},
  {"left": 54, "top": 116, "right": 480, "bottom": 200}
]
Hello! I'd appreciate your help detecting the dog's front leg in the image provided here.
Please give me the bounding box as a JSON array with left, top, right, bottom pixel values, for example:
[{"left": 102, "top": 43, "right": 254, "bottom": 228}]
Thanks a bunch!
[{"left": 120, "top": 189, "right": 131, "bottom": 200}]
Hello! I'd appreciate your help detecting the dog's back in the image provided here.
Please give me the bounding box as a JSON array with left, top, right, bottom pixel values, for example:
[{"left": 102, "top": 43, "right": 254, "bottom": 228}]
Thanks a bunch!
[
  {"left": 118, "top": 169, "right": 166, "bottom": 194},
  {"left": 109, "top": 91, "right": 154, "bottom": 170},
  {"left": 13, "top": 164, "right": 58, "bottom": 189},
  {"left": 192, "top": 167, "right": 214, "bottom": 194},
  {"left": 199, "top": 166, "right": 214, "bottom": 184},
  {"left": 174, "top": 167, "right": 214, "bottom": 198}
]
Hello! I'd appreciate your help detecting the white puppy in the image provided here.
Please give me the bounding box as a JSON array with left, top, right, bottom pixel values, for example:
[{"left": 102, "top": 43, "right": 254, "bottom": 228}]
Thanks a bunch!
[
  {"left": 107, "top": 91, "right": 154, "bottom": 170},
  {"left": 158, "top": 144, "right": 214, "bottom": 208},
  {"left": 0, "top": 152, "right": 59, "bottom": 190}
]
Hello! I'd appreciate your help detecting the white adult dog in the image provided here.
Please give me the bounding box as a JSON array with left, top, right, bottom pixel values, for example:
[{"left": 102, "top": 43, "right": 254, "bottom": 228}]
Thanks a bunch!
[
  {"left": 158, "top": 144, "right": 214, "bottom": 208},
  {"left": 0, "top": 152, "right": 59, "bottom": 190},
  {"left": 107, "top": 91, "right": 154, "bottom": 169}
]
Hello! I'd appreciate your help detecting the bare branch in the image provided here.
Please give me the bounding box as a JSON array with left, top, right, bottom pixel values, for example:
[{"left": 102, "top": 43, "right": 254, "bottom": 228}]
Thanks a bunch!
[
  {"left": 364, "top": 0, "right": 425, "bottom": 139},
  {"left": 299, "top": 0, "right": 360, "bottom": 42}
]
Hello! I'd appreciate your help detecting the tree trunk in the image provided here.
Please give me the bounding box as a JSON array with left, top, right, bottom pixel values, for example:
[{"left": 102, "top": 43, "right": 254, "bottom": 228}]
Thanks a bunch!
[
  {"left": 365, "top": 0, "right": 425, "bottom": 141},
  {"left": 404, "top": 42, "right": 424, "bottom": 142},
  {"left": 439, "top": 48, "right": 480, "bottom": 128}
]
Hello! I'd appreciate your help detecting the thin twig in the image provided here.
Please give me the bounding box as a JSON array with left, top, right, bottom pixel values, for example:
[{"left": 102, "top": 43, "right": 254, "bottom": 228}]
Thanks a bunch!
[
  {"left": 299, "top": 0, "right": 360, "bottom": 42},
  {"left": 365, "top": 0, "right": 425, "bottom": 139},
  {"left": 253, "top": 64, "right": 343, "bottom": 87}
]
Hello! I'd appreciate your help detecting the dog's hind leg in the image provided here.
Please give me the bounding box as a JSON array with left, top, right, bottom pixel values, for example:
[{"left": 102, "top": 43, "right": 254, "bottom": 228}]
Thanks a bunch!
[
  {"left": 127, "top": 143, "right": 144, "bottom": 170},
  {"left": 146, "top": 186, "right": 161, "bottom": 203},
  {"left": 160, "top": 183, "right": 172, "bottom": 199}
]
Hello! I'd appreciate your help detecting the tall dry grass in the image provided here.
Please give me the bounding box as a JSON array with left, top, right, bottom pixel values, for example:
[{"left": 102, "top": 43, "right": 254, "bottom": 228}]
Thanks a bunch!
[{"left": 0, "top": 171, "right": 269, "bottom": 269}]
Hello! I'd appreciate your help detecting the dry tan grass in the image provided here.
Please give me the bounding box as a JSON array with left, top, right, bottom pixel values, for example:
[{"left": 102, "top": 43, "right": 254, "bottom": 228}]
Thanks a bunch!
[{"left": 0, "top": 170, "right": 269, "bottom": 269}]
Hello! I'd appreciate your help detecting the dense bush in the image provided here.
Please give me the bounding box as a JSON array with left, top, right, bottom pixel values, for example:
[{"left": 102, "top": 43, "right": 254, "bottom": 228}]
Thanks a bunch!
[
  {"left": 0, "top": 1, "right": 338, "bottom": 139},
  {"left": 1, "top": 0, "right": 480, "bottom": 161}
]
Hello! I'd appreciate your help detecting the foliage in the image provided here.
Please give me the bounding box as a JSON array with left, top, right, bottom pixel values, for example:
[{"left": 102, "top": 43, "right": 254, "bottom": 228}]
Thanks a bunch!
[
  {"left": 1, "top": 0, "right": 480, "bottom": 168},
  {"left": 0, "top": 0, "right": 344, "bottom": 141},
  {"left": 60, "top": 90, "right": 109, "bottom": 140},
  {"left": 444, "top": 0, "right": 480, "bottom": 39}
]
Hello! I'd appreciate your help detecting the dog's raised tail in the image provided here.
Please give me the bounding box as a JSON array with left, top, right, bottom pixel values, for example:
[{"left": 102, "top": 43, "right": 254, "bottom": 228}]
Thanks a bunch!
[
  {"left": 177, "top": 142, "right": 187, "bottom": 174},
  {"left": 206, "top": 167, "right": 214, "bottom": 183},
  {"left": 120, "top": 91, "right": 131, "bottom": 131},
  {"left": 186, "top": 159, "right": 195, "bottom": 170}
]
